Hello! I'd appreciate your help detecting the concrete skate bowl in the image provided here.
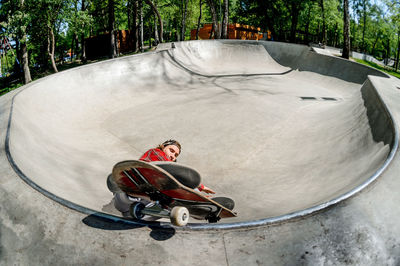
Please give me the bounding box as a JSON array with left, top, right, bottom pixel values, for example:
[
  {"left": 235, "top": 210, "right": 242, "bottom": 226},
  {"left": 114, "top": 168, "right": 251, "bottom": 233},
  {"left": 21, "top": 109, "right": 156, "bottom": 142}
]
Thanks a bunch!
[{"left": 6, "top": 40, "right": 398, "bottom": 229}]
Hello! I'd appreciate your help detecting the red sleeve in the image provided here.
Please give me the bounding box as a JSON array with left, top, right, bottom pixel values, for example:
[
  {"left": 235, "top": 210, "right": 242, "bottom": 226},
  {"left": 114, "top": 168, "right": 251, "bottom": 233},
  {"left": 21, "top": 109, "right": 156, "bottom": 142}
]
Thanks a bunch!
[
  {"left": 198, "top": 183, "right": 205, "bottom": 191},
  {"left": 139, "top": 148, "right": 171, "bottom": 162}
]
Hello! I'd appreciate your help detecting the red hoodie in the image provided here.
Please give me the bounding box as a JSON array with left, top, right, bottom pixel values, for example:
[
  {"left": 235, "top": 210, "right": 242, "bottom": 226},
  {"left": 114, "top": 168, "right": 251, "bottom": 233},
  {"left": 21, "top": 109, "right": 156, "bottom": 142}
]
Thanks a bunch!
[
  {"left": 139, "top": 148, "right": 170, "bottom": 162},
  {"left": 139, "top": 148, "right": 205, "bottom": 191}
]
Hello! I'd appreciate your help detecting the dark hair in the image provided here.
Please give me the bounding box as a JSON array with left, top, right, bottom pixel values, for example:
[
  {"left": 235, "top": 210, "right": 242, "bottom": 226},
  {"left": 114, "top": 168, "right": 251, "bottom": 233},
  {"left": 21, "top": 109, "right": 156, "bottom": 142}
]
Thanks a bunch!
[{"left": 157, "top": 139, "right": 181, "bottom": 154}]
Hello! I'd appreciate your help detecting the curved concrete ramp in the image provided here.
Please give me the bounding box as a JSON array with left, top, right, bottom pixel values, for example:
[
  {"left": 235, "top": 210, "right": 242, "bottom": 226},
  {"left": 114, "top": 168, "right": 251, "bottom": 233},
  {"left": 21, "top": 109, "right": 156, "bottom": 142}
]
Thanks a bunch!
[
  {"left": 6, "top": 40, "right": 396, "bottom": 225},
  {"left": 166, "top": 41, "right": 290, "bottom": 75}
]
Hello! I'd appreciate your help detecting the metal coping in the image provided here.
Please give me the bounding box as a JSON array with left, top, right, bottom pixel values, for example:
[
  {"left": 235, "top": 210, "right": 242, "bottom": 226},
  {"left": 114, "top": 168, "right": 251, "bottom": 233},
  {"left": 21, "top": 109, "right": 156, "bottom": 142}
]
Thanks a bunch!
[{"left": 4, "top": 48, "right": 399, "bottom": 231}]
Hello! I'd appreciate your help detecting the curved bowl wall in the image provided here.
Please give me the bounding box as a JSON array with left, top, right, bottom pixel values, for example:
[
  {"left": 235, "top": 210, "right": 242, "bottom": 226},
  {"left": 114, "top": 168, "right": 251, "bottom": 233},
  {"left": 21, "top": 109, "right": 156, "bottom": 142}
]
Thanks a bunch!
[{"left": 6, "top": 40, "right": 397, "bottom": 228}]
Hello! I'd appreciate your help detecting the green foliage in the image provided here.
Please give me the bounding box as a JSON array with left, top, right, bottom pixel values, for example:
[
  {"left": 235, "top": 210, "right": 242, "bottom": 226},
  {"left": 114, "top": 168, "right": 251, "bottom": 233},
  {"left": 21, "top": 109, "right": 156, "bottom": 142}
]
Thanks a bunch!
[
  {"left": 0, "top": 0, "right": 400, "bottom": 91},
  {"left": 354, "top": 58, "right": 400, "bottom": 78},
  {"left": 67, "top": 7, "right": 93, "bottom": 37},
  {"left": 0, "top": 0, "right": 31, "bottom": 43}
]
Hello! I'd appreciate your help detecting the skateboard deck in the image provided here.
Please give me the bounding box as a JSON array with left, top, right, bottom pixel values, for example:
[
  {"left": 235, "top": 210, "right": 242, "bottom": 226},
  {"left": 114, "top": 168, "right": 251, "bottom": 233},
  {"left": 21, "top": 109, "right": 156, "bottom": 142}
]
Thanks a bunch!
[{"left": 111, "top": 160, "right": 237, "bottom": 223}]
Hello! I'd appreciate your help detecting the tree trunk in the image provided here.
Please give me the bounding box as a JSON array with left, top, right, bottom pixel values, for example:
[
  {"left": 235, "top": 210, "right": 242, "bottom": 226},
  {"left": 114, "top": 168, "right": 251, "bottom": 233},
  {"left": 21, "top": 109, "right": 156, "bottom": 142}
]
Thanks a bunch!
[
  {"left": 81, "top": 35, "right": 86, "bottom": 62},
  {"left": 221, "top": 0, "right": 229, "bottom": 39},
  {"left": 109, "top": 0, "right": 117, "bottom": 58},
  {"left": 71, "top": 34, "right": 75, "bottom": 61},
  {"left": 21, "top": 40, "right": 32, "bottom": 83},
  {"left": 209, "top": 23, "right": 214, "bottom": 39},
  {"left": 320, "top": 0, "right": 327, "bottom": 46},
  {"left": 47, "top": 26, "right": 58, "bottom": 73},
  {"left": 149, "top": 21, "right": 152, "bottom": 49},
  {"left": 19, "top": 0, "right": 32, "bottom": 84},
  {"left": 81, "top": 0, "right": 86, "bottom": 62},
  {"left": 154, "top": 14, "right": 159, "bottom": 45},
  {"left": 181, "top": 0, "right": 189, "bottom": 41},
  {"left": 132, "top": 0, "right": 138, "bottom": 52},
  {"left": 0, "top": 50, "right": 2, "bottom": 77},
  {"left": 372, "top": 32, "right": 379, "bottom": 57},
  {"left": 139, "top": 0, "right": 144, "bottom": 52},
  {"left": 196, "top": 0, "right": 202, "bottom": 40},
  {"left": 304, "top": 4, "right": 311, "bottom": 44},
  {"left": 144, "top": 0, "right": 163, "bottom": 43},
  {"left": 73, "top": 34, "right": 79, "bottom": 61},
  {"left": 396, "top": 28, "right": 400, "bottom": 71},
  {"left": 263, "top": 1, "right": 278, "bottom": 41},
  {"left": 386, "top": 38, "right": 390, "bottom": 65},
  {"left": 127, "top": 0, "right": 132, "bottom": 29},
  {"left": 333, "top": 22, "right": 338, "bottom": 47},
  {"left": 361, "top": 0, "right": 366, "bottom": 53},
  {"left": 289, "top": 2, "right": 299, "bottom": 43},
  {"left": 351, "top": 19, "right": 356, "bottom": 51},
  {"left": 342, "top": 0, "right": 351, "bottom": 59},
  {"left": 206, "top": 0, "right": 219, "bottom": 39},
  {"left": 153, "top": 0, "right": 159, "bottom": 44}
]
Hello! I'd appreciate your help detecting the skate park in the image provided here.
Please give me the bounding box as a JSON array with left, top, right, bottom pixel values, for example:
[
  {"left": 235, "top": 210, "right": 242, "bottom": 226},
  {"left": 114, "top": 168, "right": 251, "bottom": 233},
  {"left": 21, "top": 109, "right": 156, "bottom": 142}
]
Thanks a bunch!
[{"left": 1, "top": 40, "right": 400, "bottom": 264}]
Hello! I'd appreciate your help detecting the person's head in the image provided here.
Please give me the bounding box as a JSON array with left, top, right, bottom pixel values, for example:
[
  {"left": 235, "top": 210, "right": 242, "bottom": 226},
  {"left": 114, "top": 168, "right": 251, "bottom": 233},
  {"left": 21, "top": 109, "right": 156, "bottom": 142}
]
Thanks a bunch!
[{"left": 158, "top": 139, "right": 181, "bottom": 162}]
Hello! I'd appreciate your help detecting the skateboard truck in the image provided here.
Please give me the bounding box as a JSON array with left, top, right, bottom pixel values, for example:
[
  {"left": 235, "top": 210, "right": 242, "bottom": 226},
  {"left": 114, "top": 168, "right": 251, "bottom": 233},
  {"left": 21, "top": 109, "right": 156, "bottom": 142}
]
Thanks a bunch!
[
  {"left": 205, "top": 207, "right": 222, "bottom": 223},
  {"left": 130, "top": 202, "right": 190, "bottom": 226}
]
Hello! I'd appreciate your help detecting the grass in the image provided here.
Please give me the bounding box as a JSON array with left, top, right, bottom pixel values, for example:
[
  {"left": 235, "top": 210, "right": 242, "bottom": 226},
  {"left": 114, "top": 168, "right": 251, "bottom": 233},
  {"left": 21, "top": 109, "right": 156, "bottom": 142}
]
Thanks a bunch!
[
  {"left": 0, "top": 81, "right": 23, "bottom": 96},
  {"left": 353, "top": 58, "right": 400, "bottom": 79}
]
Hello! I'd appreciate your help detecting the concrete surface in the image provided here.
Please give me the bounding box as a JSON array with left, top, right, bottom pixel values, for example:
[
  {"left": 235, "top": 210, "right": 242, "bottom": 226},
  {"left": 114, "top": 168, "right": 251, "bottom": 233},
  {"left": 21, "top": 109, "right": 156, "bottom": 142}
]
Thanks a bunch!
[{"left": 1, "top": 40, "right": 400, "bottom": 265}]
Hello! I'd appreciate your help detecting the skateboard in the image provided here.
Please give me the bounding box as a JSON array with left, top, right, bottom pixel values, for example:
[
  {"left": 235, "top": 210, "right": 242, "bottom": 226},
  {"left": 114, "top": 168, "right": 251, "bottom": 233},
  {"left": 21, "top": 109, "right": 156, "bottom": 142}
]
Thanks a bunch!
[{"left": 111, "top": 160, "right": 237, "bottom": 226}]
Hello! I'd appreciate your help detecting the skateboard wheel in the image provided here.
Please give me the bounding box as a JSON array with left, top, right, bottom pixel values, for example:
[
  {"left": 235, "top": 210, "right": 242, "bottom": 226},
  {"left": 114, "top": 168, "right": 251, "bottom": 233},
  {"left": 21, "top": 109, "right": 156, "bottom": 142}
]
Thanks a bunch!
[
  {"left": 107, "top": 174, "right": 121, "bottom": 193},
  {"left": 130, "top": 202, "right": 145, "bottom": 219},
  {"left": 170, "top": 206, "right": 189, "bottom": 226}
]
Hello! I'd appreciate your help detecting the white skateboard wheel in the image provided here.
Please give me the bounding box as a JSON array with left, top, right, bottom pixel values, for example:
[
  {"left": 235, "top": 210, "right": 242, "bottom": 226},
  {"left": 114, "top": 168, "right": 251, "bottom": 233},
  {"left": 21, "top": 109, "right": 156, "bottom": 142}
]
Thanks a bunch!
[{"left": 170, "top": 206, "right": 189, "bottom": 226}]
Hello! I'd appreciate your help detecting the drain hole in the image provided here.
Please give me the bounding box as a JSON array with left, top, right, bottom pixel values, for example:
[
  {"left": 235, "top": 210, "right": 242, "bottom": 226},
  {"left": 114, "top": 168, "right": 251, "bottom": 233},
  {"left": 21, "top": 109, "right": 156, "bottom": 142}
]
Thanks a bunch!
[
  {"left": 300, "top": 97, "right": 317, "bottom": 100},
  {"left": 321, "top": 97, "right": 337, "bottom": 101}
]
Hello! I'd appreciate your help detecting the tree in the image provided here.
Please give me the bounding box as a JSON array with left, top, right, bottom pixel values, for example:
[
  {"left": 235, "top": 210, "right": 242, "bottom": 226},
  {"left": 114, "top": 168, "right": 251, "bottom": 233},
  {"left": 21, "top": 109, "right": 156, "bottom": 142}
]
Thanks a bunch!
[
  {"left": 81, "top": 0, "right": 87, "bottom": 61},
  {"left": 1, "top": 0, "right": 32, "bottom": 84},
  {"left": 1, "top": 0, "right": 398, "bottom": 89},
  {"left": 108, "top": 0, "right": 117, "bottom": 58},
  {"left": 19, "top": 0, "right": 32, "bottom": 83},
  {"left": 342, "top": 0, "right": 351, "bottom": 59},
  {"left": 319, "top": 0, "right": 327, "bottom": 46},
  {"left": 361, "top": 0, "right": 368, "bottom": 53},
  {"left": 195, "top": 0, "right": 203, "bottom": 40},
  {"left": 205, "top": 0, "right": 219, "bottom": 39},
  {"left": 144, "top": 0, "right": 163, "bottom": 43},
  {"left": 396, "top": 27, "right": 400, "bottom": 70},
  {"left": 221, "top": 0, "right": 229, "bottom": 39},
  {"left": 287, "top": 0, "right": 304, "bottom": 43},
  {"left": 128, "top": 0, "right": 138, "bottom": 52},
  {"left": 66, "top": 0, "right": 92, "bottom": 62},
  {"left": 181, "top": 0, "right": 189, "bottom": 41},
  {"left": 27, "top": 0, "right": 66, "bottom": 73},
  {"left": 139, "top": 0, "right": 144, "bottom": 52},
  {"left": 385, "top": 0, "right": 400, "bottom": 69}
]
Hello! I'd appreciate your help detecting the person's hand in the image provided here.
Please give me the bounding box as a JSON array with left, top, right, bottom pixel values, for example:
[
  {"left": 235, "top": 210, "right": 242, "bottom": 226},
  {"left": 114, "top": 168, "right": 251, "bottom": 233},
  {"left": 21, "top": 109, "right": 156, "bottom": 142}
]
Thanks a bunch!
[{"left": 202, "top": 186, "right": 216, "bottom": 194}]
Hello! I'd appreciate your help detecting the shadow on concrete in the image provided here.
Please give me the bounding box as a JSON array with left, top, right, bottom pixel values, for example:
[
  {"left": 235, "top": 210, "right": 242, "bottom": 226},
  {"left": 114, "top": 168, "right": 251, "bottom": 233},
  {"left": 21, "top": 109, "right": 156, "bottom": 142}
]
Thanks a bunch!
[
  {"left": 82, "top": 214, "right": 176, "bottom": 241},
  {"left": 148, "top": 227, "right": 176, "bottom": 241},
  {"left": 82, "top": 214, "right": 145, "bottom": 230},
  {"left": 165, "top": 49, "right": 293, "bottom": 78},
  {"left": 361, "top": 78, "right": 395, "bottom": 147}
]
